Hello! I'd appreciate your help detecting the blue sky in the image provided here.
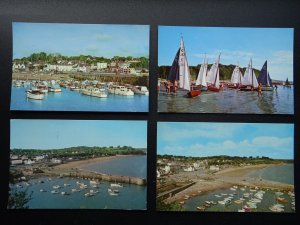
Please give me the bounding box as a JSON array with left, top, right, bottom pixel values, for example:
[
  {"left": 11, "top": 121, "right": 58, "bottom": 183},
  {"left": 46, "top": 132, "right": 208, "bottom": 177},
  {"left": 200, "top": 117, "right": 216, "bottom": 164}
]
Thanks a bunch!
[
  {"left": 157, "top": 122, "right": 294, "bottom": 159},
  {"left": 159, "top": 26, "right": 293, "bottom": 81},
  {"left": 13, "top": 22, "right": 149, "bottom": 59},
  {"left": 11, "top": 120, "right": 147, "bottom": 150}
]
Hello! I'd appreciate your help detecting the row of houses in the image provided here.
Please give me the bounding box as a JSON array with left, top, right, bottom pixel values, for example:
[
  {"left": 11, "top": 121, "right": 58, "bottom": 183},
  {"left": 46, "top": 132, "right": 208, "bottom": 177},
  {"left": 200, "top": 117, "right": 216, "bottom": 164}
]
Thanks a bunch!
[
  {"left": 13, "top": 60, "right": 148, "bottom": 75},
  {"left": 10, "top": 154, "right": 62, "bottom": 166}
]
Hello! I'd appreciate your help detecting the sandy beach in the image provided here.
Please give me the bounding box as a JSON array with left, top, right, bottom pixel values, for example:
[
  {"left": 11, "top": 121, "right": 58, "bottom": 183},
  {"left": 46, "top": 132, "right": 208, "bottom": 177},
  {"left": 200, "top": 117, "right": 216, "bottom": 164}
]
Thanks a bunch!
[
  {"left": 160, "top": 163, "right": 294, "bottom": 204},
  {"left": 50, "top": 155, "right": 131, "bottom": 174}
]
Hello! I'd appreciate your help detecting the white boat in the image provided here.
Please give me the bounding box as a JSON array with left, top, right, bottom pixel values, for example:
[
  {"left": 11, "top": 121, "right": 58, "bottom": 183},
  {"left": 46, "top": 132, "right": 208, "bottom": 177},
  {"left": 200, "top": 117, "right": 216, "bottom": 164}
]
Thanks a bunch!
[
  {"left": 132, "top": 86, "right": 149, "bottom": 95},
  {"left": 110, "top": 182, "right": 123, "bottom": 188},
  {"left": 114, "top": 86, "right": 134, "bottom": 96},
  {"left": 228, "top": 65, "right": 243, "bottom": 89},
  {"left": 269, "top": 204, "right": 284, "bottom": 212},
  {"left": 81, "top": 87, "right": 108, "bottom": 98},
  {"left": 206, "top": 54, "right": 221, "bottom": 92},
  {"left": 26, "top": 90, "right": 45, "bottom": 100},
  {"left": 239, "top": 58, "right": 259, "bottom": 91},
  {"left": 195, "top": 55, "right": 208, "bottom": 91},
  {"left": 51, "top": 190, "right": 59, "bottom": 194},
  {"left": 40, "top": 189, "right": 47, "bottom": 192},
  {"left": 53, "top": 185, "right": 61, "bottom": 189},
  {"left": 108, "top": 188, "right": 119, "bottom": 196},
  {"left": 48, "top": 82, "right": 62, "bottom": 92}
]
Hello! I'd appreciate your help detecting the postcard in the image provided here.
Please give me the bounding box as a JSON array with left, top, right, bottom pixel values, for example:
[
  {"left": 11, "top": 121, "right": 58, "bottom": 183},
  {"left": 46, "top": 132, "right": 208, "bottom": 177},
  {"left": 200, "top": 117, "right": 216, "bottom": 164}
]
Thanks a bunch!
[
  {"left": 11, "top": 22, "right": 149, "bottom": 112},
  {"left": 156, "top": 122, "right": 295, "bottom": 212},
  {"left": 158, "top": 26, "right": 294, "bottom": 114},
  {"left": 9, "top": 119, "right": 147, "bottom": 209}
]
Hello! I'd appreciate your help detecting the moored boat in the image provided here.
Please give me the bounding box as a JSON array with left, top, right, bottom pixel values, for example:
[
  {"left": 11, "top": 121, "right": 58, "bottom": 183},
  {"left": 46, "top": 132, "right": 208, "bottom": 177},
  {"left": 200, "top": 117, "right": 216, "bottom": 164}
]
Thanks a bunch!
[{"left": 26, "top": 90, "right": 45, "bottom": 100}]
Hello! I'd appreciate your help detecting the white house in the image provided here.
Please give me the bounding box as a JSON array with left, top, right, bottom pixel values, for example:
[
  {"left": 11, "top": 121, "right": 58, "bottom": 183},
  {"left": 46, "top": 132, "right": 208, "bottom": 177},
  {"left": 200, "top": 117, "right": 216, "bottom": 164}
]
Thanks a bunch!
[
  {"left": 35, "top": 155, "right": 45, "bottom": 161},
  {"left": 11, "top": 160, "right": 23, "bottom": 165},
  {"left": 51, "top": 158, "right": 62, "bottom": 164},
  {"left": 183, "top": 166, "right": 194, "bottom": 172},
  {"left": 209, "top": 165, "right": 220, "bottom": 172},
  {"left": 24, "top": 159, "right": 35, "bottom": 165},
  {"left": 97, "top": 62, "right": 107, "bottom": 70}
]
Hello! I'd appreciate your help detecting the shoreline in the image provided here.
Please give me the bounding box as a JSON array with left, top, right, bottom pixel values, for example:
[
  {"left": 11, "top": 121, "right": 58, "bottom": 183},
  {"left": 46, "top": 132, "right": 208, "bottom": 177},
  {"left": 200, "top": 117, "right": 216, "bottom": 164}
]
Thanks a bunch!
[{"left": 161, "top": 163, "right": 294, "bottom": 204}]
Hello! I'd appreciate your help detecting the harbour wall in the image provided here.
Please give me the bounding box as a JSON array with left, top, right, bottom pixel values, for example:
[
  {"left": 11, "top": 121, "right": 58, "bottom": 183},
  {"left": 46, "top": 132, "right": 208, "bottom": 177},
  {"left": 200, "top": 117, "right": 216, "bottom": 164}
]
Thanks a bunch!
[
  {"left": 46, "top": 170, "right": 147, "bottom": 186},
  {"left": 157, "top": 182, "right": 196, "bottom": 200}
]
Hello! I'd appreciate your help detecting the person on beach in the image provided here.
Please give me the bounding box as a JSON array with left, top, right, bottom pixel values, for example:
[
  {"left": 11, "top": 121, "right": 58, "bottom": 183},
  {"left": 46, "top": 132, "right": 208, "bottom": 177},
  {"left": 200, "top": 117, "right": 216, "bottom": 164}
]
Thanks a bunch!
[
  {"left": 166, "top": 80, "right": 171, "bottom": 94},
  {"left": 258, "top": 83, "right": 262, "bottom": 96},
  {"left": 173, "top": 80, "right": 178, "bottom": 94}
]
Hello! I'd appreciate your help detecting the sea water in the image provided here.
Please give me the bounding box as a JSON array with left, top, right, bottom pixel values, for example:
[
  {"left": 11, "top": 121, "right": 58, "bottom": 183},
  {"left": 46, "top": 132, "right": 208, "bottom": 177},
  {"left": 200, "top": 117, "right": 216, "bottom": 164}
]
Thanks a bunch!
[
  {"left": 158, "top": 86, "right": 293, "bottom": 114},
  {"left": 12, "top": 177, "right": 146, "bottom": 209},
  {"left": 11, "top": 86, "right": 148, "bottom": 112},
  {"left": 81, "top": 155, "right": 147, "bottom": 178},
  {"left": 248, "top": 164, "right": 294, "bottom": 185},
  {"left": 183, "top": 187, "right": 295, "bottom": 212},
  {"left": 183, "top": 164, "right": 295, "bottom": 212},
  {"left": 10, "top": 155, "right": 147, "bottom": 209}
]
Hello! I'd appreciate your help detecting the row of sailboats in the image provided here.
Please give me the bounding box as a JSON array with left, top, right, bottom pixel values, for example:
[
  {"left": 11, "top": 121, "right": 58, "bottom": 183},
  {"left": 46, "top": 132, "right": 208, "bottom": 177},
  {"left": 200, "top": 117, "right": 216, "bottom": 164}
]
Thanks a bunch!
[{"left": 167, "top": 36, "right": 276, "bottom": 97}]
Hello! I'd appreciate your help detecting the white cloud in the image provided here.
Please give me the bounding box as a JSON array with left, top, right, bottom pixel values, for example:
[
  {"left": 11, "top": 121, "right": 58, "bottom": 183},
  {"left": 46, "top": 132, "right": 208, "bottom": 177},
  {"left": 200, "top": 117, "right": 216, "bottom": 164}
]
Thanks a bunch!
[
  {"left": 252, "top": 136, "right": 293, "bottom": 148},
  {"left": 161, "top": 136, "right": 293, "bottom": 159}
]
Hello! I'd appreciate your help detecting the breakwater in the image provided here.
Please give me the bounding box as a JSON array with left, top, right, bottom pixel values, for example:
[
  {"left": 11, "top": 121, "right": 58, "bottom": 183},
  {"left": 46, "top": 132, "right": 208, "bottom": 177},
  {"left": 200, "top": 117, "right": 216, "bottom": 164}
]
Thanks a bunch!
[{"left": 45, "top": 170, "right": 147, "bottom": 186}]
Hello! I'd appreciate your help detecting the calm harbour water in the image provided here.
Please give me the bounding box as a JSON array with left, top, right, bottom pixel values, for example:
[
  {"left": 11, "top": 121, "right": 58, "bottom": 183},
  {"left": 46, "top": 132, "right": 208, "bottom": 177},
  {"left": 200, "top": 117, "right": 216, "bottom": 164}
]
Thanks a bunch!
[
  {"left": 158, "top": 86, "right": 294, "bottom": 114},
  {"left": 82, "top": 155, "right": 147, "bottom": 178},
  {"left": 11, "top": 86, "right": 148, "bottom": 112},
  {"left": 11, "top": 156, "right": 147, "bottom": 209},
  {"left": 183, "top": 164, "right": 295, "bottom": 212},
  {"left": 13, "top": 177, "right": 147, "bottom": 209}
]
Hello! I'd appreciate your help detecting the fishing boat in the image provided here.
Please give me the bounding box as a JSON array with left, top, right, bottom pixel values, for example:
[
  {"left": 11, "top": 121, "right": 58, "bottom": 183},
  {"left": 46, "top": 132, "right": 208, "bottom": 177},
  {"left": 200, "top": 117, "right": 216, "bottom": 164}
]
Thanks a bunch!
[
  {"left": 114, "top": 86, "right": 134, "bottom": 96},
  {"left": 195, "top": 56, "right": 208, "bottom": 91},
  {"left": 132, "top": 86, "right": 149, "bottom": 95},
  {"left": 81, "top": 87, "right": 108, "bottom": 98},
  {"left": 228, "top": 64, "right": 243, "bottom": 89},
  {"left": 239, "top": 58, "right": 258, "bottom": 91},
  {"left": 206, "top": 54, "right": 221, "bottom": 92},
  {"left": 257, "top": 60, "right": 274, "bottom": 91},
  {"left": 26, "top": 90, "right": 45, "bottom": 100},
  {"left": 48, "top": 84, "right": 62, "bottom": 92},
  {"left": 276, "top": 197, "right": 288, "bottom": 203},
  {"left": 167, "top": 36, "right": 201, "bottom": 98}
]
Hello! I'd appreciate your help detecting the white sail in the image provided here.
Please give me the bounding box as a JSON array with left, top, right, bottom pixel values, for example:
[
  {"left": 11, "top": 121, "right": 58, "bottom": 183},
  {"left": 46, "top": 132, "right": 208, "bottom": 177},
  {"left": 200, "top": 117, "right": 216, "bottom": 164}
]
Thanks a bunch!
[
  {"left": 178, "top": 37, "right": 191, "bottom": 91},
  {"left": 206, "top": 54, "right": 220, "bottom": 87},
  {"left": 195, "top": 57, "right": 208, "bottom": 86},
  {"left": 242, "top": 58, "right": 258, "bottom": 88},
  {"left": 230, "top": 65, "right": 243, "bottom": 84}
]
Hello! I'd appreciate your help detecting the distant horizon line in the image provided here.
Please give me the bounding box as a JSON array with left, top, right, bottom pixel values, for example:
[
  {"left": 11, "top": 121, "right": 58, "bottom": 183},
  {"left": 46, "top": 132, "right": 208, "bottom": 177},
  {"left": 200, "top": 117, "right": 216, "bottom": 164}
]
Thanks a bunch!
[
  {"left": 157, "top": 154, "right": 293, "bottom": 161},
  {"left": 11, "top": 146, "right": 147, "bottom": 151}
]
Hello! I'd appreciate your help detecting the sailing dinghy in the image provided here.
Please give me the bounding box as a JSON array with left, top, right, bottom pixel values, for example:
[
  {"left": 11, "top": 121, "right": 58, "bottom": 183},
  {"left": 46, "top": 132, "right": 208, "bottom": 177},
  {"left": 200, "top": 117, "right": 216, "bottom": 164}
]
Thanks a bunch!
[
  {"left": 195, "top": 56, "right": 208, "bottom": 91},
  {"left": 239, "top": 58, "right": 258, "bottom": 91},
  {"left": 257, "top": 60, "right": 274, "bottom": 91},
  {"left": 168, "top": 36, "right": 201, "bottom": 98},
  {"left": 206, "top": 54, "right": 221, "bottom": 92},
  {"left": 228, "top": 64, "right": 243, "bottom": 89}
]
